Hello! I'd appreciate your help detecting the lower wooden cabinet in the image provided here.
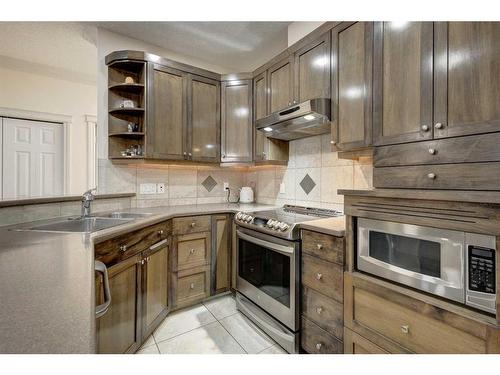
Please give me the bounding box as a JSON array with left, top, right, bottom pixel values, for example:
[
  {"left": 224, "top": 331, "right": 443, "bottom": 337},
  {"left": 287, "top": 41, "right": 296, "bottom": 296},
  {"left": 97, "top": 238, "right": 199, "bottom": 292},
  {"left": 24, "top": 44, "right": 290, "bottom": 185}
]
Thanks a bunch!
[
  {"left": 344, "top": 328, "right": 388, "bottom": 354},
  {"left": 301, "top": 317, "right": 343, "bottom": 354},
  {"left": 175, "top": 265, "right": 210, "bottom": 307},
  {"left": 212, "top": 214, "right": 231, "bottom": 294}
]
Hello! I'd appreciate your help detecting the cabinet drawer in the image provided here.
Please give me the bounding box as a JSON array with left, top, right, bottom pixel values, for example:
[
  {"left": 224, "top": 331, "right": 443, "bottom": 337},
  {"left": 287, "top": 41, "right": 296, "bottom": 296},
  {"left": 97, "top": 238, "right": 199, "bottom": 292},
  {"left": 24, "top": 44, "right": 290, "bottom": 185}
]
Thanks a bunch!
[
  {"left": 302, "top": 286, "right": 343, "bottom": 340},
  {"left": 301, "top": 317, "right": 343, "bottom": 354},
  {"left": 374, "top": 162, "right": 500, "bottom": 190},
  {"left": 177, "top": 232, "right": 210, "bottom": 270},
  {"left": 345, "top": 273, "right": 495, "bottom": 354},
  {"left": 173, "top": 215, "right": 211, "bottom": 235},
  {"left": 301, "top": 230, "right": 344, "bottom": 265},
  {"left": 344, "top": 328, "right": 388, "bottom": 354},
  {"left": 175, "top": 266, "right": 209, "bottom": 307},
  {"left": 95, "top": 221, "right": 170, "bottom": 266},
  {"left": 302, "top": 254, "right": 343, "bottom": 303},
  {"left": 374, "top": 133, "right": 500, "bottom": 167}
]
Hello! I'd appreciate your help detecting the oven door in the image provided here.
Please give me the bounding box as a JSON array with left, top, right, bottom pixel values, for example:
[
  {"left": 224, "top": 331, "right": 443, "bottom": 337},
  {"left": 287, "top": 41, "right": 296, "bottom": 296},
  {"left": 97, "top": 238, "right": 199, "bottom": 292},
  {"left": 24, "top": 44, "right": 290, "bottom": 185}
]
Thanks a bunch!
[
  {"left": 236, "top": 228, "right": 299, "bottom": 331},
  {"left": 357, "top": 218, "right": 465, "bottom": 303}
]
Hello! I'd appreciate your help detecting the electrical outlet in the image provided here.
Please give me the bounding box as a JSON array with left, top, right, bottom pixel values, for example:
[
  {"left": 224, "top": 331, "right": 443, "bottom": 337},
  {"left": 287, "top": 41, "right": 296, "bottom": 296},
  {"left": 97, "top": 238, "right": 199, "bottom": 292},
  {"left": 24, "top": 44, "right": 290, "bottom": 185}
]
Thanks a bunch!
[
  {"left": 157, "top": 183, "right": 165, "bottom": 194},
  {"left": 279, "top": 182, "right": 285, "bottom": 194},
  {"left": 140, "top": 183, "right": 157, "bottom": 195},
  {"left": 223, "top": 182, "right": 229, "bottom": 191}
]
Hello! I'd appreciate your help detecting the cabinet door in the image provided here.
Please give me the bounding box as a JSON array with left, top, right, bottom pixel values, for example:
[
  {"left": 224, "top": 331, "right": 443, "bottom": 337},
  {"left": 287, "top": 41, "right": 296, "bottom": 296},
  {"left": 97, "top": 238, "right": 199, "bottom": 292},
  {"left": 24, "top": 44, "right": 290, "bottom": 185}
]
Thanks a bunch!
[
  {"left": 332, "top": 22, "right": 373, "bottom": 151},
  {"left": 253, "top": 71, "right": 267, "bottom": 162},
  {"left": 96, "top": 255, "right": 141, "bottom": 354},
  {"left": 268, "top": 56, "right": 295, "bottom": 112},
  {"left": 212, "top": 214, "right": 231, "bottom": 294},
  {"left": 434, "top": 22, "right": 500, "bottom": 138},
  {"left": 373, "top": 22, "right": 433, "bottom": 146},
  {"left": 188, "top": 74, "right": 220, "bottom": 162},
  {"left": 221, "top": 80, "right": 253, "bottom": 162},
  {"left": 141, "top": 240, "right": 169, "bottom": 339},
  {"left": 294, "top": 32, "right": 331, "bottom": 102},
  {"left": 148, "top": 64, "right": 187, "bottom": 159}
]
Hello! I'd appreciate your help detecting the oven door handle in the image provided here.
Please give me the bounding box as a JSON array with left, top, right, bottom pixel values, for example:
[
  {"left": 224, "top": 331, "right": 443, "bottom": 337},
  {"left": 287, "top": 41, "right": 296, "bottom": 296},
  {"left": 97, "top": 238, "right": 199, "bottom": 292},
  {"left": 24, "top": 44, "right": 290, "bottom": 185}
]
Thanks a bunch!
[{"left": 237, "top": 230, "right": 294, "bottom": 255}]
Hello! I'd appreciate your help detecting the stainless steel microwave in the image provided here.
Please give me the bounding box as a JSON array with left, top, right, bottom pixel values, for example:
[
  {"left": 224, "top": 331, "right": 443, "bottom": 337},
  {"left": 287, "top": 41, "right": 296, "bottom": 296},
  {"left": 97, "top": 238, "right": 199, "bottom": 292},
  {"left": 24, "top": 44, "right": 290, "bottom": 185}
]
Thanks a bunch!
[{"left": 357, "top": 218, "right": 496, "bottom": 314}]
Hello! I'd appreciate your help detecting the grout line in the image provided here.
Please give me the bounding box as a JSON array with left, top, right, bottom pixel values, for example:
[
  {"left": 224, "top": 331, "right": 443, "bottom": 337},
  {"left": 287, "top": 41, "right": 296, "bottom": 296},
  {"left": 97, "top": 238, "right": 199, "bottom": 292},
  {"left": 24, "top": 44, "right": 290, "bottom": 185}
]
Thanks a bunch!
[{"left": 218, "top": 318, "right": 248, "bottom": 354}]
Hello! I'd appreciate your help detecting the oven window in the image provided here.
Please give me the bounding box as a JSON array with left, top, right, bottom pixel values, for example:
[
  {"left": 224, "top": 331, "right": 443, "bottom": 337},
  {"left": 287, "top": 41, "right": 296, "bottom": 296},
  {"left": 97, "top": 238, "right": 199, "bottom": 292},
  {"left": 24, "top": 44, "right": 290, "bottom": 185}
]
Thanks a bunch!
[
  {"left": 369, "top": 231, "right": 441, "bottom": 278},
  {"left": 238, "top": 238, "right": 290, "bottom": 307}
]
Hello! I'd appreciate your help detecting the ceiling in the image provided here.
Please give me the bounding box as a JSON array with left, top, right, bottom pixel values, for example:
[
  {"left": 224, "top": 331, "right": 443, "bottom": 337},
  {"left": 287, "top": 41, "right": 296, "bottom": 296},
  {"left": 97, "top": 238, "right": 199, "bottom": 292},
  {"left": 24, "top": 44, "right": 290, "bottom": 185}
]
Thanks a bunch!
[{"left": 95, "top": 22, "right": 291, "bottom": 72}]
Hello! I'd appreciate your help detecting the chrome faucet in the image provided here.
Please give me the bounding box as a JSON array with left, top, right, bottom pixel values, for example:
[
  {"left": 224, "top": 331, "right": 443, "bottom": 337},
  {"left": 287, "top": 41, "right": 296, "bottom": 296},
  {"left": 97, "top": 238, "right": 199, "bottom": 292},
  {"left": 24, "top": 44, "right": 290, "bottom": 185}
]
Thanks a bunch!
[{"left": 81, "top": 188, "right": 97, "bottom": 218}]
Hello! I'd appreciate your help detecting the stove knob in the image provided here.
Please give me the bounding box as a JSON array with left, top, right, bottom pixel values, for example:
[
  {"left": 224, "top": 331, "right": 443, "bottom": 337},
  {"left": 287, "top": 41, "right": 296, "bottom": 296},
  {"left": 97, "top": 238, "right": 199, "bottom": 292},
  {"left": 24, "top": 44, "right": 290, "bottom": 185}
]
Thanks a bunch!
[
  {"left": 272, "top": 221, "right": 281, "bottom": 230},
  {"left": 245, "top": 215, "right": 253, "bottom": 223},
  {"left": 267, "top": 219, "right": 275, "bottom": 227},
  {"left": 241, "top": 214, "right": 249, "bottom": 221},
  {"left": 279, "top": 222, "right": 289, "bottom": 231},
  {"left": 236, "top": 212, "right": 243, "bottom": 220}
]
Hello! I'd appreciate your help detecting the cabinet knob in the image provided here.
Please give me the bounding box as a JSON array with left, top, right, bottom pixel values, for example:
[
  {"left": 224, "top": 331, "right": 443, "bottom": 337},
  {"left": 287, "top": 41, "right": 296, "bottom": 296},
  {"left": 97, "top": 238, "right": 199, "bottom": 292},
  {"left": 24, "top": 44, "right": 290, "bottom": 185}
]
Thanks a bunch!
[
  {"left": 428, "top": 148, "right": 436, "bottom": 155},
  {"left": 316, "top": 306, "right": 323, "bottom": 315},
  {"left": 315, "top": 343, "right": 322, "bottom": 350},
  {"left": 158, "top": 229, "right": 164, "bottom": 236},
  {"left": 435, "top": 122, "right": 444, "bottom": 129},
  {"left": 400, "top": 325, "right": 410, "bottom": 334},
  {"left": 119, "top": 244, "right": 127, "bottom": 253},
  {"left": 183, "top": 152, "right": 187, "bottom": 156},
  {"left": 288, "top": 102, "right": 292, "bottom": 106},
  {"left": 421, "top": 124, "right": 429, "bottom": 132},
  {"left": 190, "top": 248, "right": 196, "bottom": 255},
  {"left": 316, "top": 273, "right": 323, "bottom": 280},
  {"left": 330, "top": 140, "right": 336, "bottom": 145},
  {"left": 427, "top": 173, "right": 436, "bottom": 179},
  {"left": 141, "top": 259, "right": 145, "bottom": 265},
  {"left": 190, "top": 283, "right": 195, "bottom": 289},
  {"left": 190, "top": 222, "right": 196, "bottom": 228},
  {"left": 316, "top": 243, "right": 323, "bottom": 250},
  {"left": 188, "top": 152, "right": 192, "bottom": 157}
]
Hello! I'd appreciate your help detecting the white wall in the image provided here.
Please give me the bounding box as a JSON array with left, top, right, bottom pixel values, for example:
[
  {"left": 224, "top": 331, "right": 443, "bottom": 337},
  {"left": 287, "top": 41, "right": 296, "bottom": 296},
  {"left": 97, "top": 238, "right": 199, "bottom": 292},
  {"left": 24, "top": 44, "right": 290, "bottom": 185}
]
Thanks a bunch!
[
  {"left": 0, "top": 66, "right": 97, "bottom": 194},
  {"left": 287, "top": 22, "right": 326, "bottom": 46}
]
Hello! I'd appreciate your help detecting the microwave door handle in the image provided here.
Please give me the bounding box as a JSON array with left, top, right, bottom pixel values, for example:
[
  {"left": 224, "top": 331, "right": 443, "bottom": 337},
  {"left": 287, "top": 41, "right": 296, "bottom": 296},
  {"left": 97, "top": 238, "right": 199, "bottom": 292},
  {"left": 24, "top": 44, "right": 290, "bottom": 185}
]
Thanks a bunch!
[{"left": 237, "top": 230, "right": 294, "bottom": 255}]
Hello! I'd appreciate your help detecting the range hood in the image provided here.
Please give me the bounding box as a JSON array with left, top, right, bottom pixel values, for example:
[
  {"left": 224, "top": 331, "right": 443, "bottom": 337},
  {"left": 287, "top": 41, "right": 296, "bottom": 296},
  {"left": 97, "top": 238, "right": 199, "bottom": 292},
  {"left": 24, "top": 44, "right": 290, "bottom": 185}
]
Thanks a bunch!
[{"left": 255, "top": 98, "right": 331, "bottom": 141}]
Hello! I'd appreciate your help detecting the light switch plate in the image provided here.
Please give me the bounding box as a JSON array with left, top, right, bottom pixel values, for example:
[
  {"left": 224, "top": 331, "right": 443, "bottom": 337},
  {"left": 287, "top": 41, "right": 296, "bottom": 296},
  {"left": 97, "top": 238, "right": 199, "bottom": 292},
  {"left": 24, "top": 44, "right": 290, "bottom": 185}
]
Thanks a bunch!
[
  {"left": 140, "top": 183, "right": 157, "bottom": 194},
  {"left": 279, "top": 182, "right": 285, "bottom": 194},
  {"left": 157, "top": 183, "right": 165, "bottom": 194}
]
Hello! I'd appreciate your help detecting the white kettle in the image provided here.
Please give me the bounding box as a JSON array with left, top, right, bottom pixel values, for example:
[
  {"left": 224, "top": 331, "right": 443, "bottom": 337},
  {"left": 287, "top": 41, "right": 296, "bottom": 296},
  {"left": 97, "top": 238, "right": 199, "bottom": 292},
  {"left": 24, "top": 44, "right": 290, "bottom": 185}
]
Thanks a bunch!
[{"left": 239, "top": 187, "right": 254, "bottom": 203}]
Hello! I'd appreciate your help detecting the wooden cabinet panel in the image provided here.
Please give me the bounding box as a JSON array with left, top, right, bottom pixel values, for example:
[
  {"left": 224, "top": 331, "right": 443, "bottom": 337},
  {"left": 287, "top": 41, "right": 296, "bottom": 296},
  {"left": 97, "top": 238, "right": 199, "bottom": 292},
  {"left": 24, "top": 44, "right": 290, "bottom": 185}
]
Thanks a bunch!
[
  {"left": 175, "top": 265, "right": 210, "bottom": 307},
  {"left": 301, "top": 317, "right": 343, "bottom": 354},
  {"left": 148, "top": 65, "right": 187, "bottom": 159},
  {"left": 302, "top": 286, "right": 343, "bottom": 339},
  {"left": 96, "top": 255, "right": 141, "bottom": 354},
  {"left": 176, "top": 232, "right": 210, "bottom": 271},
  {"left": 301, "top": 229, "right": 344, "bottom": 265},
  {"left": 332, "top": 22, "right": 373, "bottom": 151},
  {"left": 172, "top": 215, "right": 211, "bottom": 235},
  {"left": 302, "top": 254, "right": 343, "bottom": 303},
  {"left": 268, "top": 56, "right": 294, "bottom": 113},
  {"left": 344, "top": 328, "right": 388, "bottom": 354},
  {"left": 212, "top": 214, "right": 231, "bottom": 294},
  {"left": 373, "top": 22, "right": 433, "bottom": 145},
  {"left": 434, "top": 22, "right": 500, "bottom": 138},
  {"left": 221, "top": 80, "right": 253, "bottom": 162},
  {"left": 189, "top": 75, "right": 220, "bottom": 162},
  {"left": 294, "top": 32, "right": 331, "bottom": 102}
]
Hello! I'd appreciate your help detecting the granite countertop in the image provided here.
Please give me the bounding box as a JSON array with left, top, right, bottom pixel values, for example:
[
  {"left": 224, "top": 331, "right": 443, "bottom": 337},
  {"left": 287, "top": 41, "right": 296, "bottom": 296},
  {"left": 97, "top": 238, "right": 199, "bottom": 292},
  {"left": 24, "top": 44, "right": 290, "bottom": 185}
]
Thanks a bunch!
[
  {"left": 0, "top": 202, "right": 347, "bottom": 353},
  {"left": 0, "top": 202, "right": 277, "bottom": 354}
]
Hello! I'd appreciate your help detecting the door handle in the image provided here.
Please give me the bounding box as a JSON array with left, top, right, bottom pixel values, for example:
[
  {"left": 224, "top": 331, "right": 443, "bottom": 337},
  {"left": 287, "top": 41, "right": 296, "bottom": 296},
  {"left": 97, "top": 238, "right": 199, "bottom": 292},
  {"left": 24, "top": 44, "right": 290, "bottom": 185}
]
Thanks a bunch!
[{"left": 95, "top": 260, "right": 111, "bottom": 318}]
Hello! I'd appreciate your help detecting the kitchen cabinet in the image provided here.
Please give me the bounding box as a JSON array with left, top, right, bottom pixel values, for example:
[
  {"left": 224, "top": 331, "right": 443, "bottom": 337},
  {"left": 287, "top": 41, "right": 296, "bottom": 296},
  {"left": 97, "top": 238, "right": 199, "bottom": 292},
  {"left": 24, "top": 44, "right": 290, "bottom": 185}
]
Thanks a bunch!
[
  {"left": 434, "top": 22, "right": 500, "bottom": 138},
  {"left": 253, "top": 71, "right": 289, "bottom": 163},
  {"left": 221, "top": 80, "right": 253, "bottom": 163},
  {"left": 331, "top": 22, "right": 373, "bottom": 151},
  {"left": 373, "top": 22, "right": 434, "bottom": 146},
  {"left": 344, "top": 328, "right": 388, "bottom": 354},
  {"left": 96, "top": 254, "right": 142, "bottom": 354},
  {"left": 268, "top": 56, "right": 295, "bottom": 113},
  {"left": 212, "top": 214, "right": 231, "bottom": 294}
]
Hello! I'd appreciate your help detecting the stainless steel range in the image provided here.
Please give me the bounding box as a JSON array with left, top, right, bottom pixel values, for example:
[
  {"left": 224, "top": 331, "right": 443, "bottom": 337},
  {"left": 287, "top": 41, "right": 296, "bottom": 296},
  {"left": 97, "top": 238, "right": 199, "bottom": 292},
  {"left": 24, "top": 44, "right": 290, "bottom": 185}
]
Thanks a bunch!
[{"left": 234, "top": 205, "right": 342, "bottom": 353}]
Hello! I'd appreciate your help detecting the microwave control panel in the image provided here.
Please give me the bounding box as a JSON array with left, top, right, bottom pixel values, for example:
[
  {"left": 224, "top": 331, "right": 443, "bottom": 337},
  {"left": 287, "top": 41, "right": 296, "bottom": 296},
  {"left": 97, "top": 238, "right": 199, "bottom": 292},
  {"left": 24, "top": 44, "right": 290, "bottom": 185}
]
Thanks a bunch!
[{"left": 468, "top": 245, "right": 496, "bottom": 294}]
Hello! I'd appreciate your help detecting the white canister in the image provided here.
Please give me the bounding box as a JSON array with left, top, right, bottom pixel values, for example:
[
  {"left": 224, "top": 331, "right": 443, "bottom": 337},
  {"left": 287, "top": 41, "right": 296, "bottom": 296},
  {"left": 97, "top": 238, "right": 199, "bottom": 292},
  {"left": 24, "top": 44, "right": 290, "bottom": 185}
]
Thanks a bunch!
[{"left": 239, "top": 187, "right": 254, "bottom": 203}]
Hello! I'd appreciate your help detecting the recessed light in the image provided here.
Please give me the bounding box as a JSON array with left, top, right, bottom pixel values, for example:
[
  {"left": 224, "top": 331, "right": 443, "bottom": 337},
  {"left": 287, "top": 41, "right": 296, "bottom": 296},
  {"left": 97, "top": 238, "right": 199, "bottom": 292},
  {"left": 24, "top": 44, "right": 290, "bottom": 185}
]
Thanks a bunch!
[
  {"left": 263, "top": 127, "right": 273, "bottom": 132},
  {"left": 303, "top": 115, "right": 315, "bottom": 121}
]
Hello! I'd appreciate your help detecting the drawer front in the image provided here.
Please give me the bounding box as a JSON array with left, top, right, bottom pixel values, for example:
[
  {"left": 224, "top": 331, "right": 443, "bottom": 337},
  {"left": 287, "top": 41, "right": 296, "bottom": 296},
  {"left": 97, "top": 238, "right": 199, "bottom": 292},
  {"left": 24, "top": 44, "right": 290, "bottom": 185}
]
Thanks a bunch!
[
  {"left": 173, "top": 215, "right": 211, "bottom": 235},
  {"left": 95, "top": 221, "right": 170, "bottom": 266},
  {"left": 374, "top": 162, "right": 500, "bottom": 190},
  {"left": 351, "top": 283, "right": 486, "bottom": 353},
  {"left": 302, "top": 254, "right": 343, "bottom": 303},
  {"left": 301, "top": 317, "right": 343, "bottom": 354},
  {"left": 374, "top": 133, "right": 500, "bottom": 167},
  {"left": 176, "top": 266, "right": 209, "bottom": 306},
  {"left": 177, "top": 235, "right": 209, "bottom": 269},
  {"left": 302, "top": 286, "right": 343, "bottom": 340},
  {"left": 344, "top": 328, "right": 388, "bottom": 354},
  {"left": 301, "top": 230, "right": 344, "bottom": 265}
]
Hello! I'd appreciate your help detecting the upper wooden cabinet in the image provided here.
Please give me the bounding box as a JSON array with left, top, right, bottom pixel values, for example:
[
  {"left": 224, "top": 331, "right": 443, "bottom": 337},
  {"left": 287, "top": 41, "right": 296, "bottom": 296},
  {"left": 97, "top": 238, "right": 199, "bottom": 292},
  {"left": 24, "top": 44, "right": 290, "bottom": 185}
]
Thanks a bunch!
[
  {"left": 268, "top": 56, "right": 295, "bottom": 113},
  {"left": 373, "top": 22, "right": 434, "bottom": 146},
  {"left": 221, "top": 79, "right": 253, "bottom": 163},
  {"left": 434, "top": 22, "right": 500, "bottom": 138},
  {"left": 294, "top": 32, "right": 331, "bottom": 102},
  {"left": 331, "top": 22, "right": 373, "bottom": 151}
]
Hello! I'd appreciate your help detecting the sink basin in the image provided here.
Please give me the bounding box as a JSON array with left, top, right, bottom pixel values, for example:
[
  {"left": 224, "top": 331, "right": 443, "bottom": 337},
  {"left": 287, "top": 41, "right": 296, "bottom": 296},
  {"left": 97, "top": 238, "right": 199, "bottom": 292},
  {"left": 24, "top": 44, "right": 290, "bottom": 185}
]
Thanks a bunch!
[
  {"left": 25, "top": 217, "right": 133, "bottom": 233},
  {"left": 95, "top": 212, "right": 153, "bottom": 219}
]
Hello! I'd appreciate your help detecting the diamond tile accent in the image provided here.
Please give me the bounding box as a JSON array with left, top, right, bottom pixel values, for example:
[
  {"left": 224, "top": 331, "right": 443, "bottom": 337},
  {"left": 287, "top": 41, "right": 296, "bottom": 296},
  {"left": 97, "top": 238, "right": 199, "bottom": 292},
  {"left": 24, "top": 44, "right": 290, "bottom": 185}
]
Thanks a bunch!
[
  {"left": 299, "top": 173, "right": 316, "bottom": 195},
  {"left": 201, "top": 175, "right": 217, "bottom": 192}
]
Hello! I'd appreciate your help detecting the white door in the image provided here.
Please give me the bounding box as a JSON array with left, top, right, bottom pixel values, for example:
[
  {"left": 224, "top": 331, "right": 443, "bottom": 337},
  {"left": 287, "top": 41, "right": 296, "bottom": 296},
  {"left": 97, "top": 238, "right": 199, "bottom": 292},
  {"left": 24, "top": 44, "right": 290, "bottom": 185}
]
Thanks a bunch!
[{"left": 2, "top": 118, "right": 64, "bottom": 199}]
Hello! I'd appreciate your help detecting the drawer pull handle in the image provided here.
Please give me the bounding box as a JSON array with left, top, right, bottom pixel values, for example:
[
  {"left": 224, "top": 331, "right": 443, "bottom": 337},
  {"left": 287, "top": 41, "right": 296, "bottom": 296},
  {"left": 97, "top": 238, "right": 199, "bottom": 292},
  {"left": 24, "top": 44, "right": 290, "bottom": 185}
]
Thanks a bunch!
[
  {"left": 316, "top": 243, "right": 323, "bottom": 250},
  {"left": 190, "top": 222, "right": 196, "bottom": 228},
  {"left": 119, "top": 244, "right": 127, "bottom": 253},
  {"left": 435, "top": 122, "right": 443, "bottom": 129},
  {"left": 190, "top": 283, "right": 195, "bottom": 289},
  {"left": 428, "top": 148, "right": 436, "bottom": 155},
  {"left": 316, "top": 306, "right": 323, "bottom": 315},
  {"left": 401, "top": 325, "right": 410, "bottom": 334},
  {"left": 158, "top": 229, "right": 164, "bottom": 235},
  {"left": 190, "top": 248, "right": 196, "bottom": 255},
  {"left": 427, "top": 173, "right": 436, "bottom": 179},
  {"left": 421, "top": 124, "right": 429, "bottom": 132},
  {"left": 315, "top": 343, "right": 322, "bottom": 350},
  {"left": 316, "top": 273, "right": 323, "bottom": 280}
]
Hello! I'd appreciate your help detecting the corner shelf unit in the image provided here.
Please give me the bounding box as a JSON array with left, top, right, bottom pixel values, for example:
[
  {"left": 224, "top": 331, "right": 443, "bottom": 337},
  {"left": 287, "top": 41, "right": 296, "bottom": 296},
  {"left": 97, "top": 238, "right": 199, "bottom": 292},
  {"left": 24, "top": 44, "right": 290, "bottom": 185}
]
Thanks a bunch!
[{"left": 107, "top": 59, "right": 147, "bottom": 159}]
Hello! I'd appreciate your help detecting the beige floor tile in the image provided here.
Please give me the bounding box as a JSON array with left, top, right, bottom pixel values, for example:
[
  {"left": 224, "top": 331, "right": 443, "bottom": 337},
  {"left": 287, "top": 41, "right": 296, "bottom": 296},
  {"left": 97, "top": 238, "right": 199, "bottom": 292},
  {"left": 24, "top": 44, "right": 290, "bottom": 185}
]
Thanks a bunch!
[
  {"left": 203, "top": 294, "right": 238, "bottom": 320},
  {"left": 140, "top": 335, "right": 156, "bottom": 349},
  {"left": 157, "top": 322, "right": 245, "bottom": 354},
  {"left": 136, "top": 344, "right": 160, "bottom": 354},
  {"left": 258, "top": 344, "right": 288, "bottom": 354}
]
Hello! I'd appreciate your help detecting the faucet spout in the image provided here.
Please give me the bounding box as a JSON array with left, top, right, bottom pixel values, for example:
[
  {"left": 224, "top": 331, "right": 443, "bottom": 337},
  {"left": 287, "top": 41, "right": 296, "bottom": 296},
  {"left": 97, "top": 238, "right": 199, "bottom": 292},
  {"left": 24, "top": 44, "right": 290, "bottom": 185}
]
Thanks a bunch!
[{"left": 81, "top": 188, "right": 97, "bottom": 218}]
